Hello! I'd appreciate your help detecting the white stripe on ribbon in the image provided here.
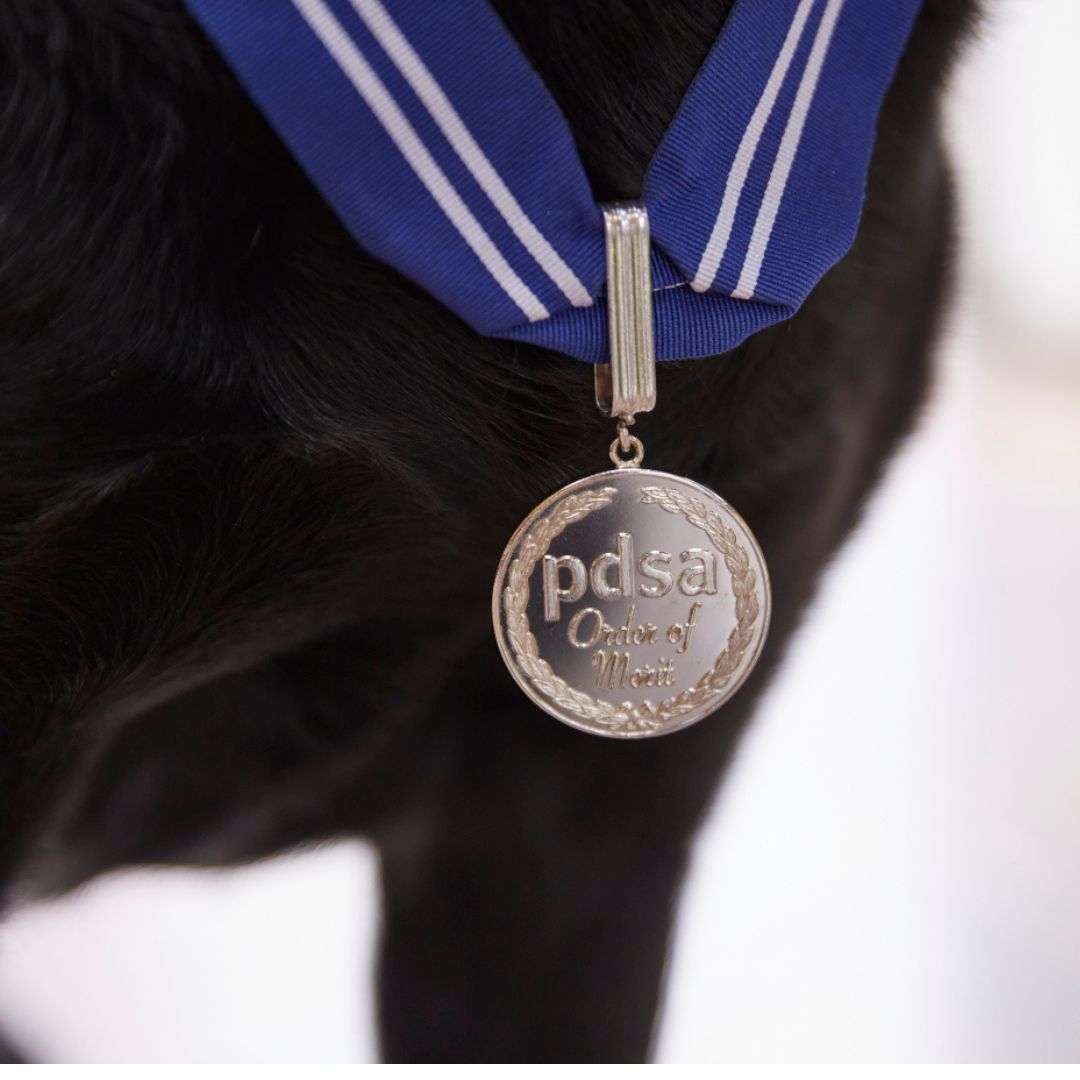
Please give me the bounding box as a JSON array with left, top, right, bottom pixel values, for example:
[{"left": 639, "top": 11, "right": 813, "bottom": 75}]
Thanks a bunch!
[
  {"left": 350, "top": 0, "right": 593, "bottom": 309},
  {"left": 292, "top": 0, "right": 549, "bottom": 322},
  {"left": 691, "top": 0, "right": 818, "bottom": 294},
  {"left": 732, "top": 0, "right": 846, "bottom": 301}
]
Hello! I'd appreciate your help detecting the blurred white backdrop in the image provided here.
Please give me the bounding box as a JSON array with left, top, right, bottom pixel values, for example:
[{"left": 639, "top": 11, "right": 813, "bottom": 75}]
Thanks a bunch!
[{"left": 1, "top": 0, "right": 1078, "bottom": 1063}]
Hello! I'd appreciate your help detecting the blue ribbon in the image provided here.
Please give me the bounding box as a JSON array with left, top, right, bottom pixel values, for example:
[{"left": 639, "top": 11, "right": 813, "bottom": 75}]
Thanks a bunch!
[{"left": 182, "top": 0, "right": 921, "bottom": 362}]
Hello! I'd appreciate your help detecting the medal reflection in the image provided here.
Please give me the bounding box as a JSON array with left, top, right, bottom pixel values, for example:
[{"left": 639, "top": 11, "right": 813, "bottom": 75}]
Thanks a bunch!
[{"left": 493, "top": 205, "right": 770, "bottom": 737}]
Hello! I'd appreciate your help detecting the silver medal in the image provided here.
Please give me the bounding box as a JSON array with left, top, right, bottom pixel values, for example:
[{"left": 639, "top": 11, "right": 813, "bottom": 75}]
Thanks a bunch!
[{"left": 492, "top": 205, "right": 771, "bottom": 738}]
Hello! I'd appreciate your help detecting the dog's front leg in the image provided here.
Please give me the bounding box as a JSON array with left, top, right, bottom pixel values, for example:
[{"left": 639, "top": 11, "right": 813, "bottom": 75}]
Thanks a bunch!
[
  {"left": 371, "top": 660, "right": 753, "bottom": 1064},
  {"left": 376, "top": 800, "right": 686, "bottom": 1061}
]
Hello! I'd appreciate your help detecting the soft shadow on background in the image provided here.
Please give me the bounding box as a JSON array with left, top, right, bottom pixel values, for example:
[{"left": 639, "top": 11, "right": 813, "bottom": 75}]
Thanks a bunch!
[{"left": 1, "top": 0, "right": 1077, "bottom": 1063}]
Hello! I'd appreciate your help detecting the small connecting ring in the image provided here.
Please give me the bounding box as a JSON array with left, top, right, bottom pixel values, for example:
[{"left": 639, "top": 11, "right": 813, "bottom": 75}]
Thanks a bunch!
[{"left": 609, "top": 420, "right": 644, "bottom": 469}]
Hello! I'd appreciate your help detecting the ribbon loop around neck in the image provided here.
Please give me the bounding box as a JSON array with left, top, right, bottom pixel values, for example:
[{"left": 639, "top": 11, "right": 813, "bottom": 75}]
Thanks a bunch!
[{"left": 183, "top": 0, "right": 922, "bottom": 363}]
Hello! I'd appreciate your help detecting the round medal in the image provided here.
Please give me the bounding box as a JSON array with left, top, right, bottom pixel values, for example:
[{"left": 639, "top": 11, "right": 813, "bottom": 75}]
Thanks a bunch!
[{"left": 492, "top": 468, "right": 770, "bottom": 738}]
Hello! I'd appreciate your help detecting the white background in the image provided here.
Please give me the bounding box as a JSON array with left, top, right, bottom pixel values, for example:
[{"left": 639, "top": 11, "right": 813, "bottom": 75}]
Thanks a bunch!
[{"left": 1, "top": 0, "right": 1078, "bottom": 1062}]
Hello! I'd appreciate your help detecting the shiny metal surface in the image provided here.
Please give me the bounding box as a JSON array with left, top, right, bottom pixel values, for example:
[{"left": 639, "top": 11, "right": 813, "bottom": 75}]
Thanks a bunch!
[
  {"left": 493, "top": 469, "right": 770, "bottom": 738},
  {"left": 609, "top": 419, "right": 645, "bottom": 468},
  {"left": 594, "top": 204, "right": 656, "bottom": 421}
]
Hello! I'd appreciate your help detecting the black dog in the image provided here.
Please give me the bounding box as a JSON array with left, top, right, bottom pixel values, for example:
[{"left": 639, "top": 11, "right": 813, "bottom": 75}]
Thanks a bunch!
[{"left": 0, "top": 0, "right": 975, "bottom": 1062}]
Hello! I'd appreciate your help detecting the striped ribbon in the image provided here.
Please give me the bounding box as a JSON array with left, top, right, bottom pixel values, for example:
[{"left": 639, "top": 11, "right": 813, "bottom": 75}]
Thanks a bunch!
[{"left": 182, "top": 0, "right": 921, "bottom": 363}]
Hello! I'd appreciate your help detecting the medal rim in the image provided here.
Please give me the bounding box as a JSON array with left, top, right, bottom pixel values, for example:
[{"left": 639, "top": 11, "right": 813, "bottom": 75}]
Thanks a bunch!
[{"left": 491, "top": 467, "right": 772, "bottom": 739}]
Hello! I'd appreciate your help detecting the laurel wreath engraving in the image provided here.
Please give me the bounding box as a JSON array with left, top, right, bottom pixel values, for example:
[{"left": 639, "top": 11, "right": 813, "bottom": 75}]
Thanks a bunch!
[{"left": 502, "top": 483, "right": 761, "bottom": 735}]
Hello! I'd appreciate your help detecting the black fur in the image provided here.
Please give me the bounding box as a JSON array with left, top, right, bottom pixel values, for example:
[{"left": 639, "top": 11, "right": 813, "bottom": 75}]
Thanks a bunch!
[{"left": 0, "top": 0, "right": 975, "bottom": 1062}]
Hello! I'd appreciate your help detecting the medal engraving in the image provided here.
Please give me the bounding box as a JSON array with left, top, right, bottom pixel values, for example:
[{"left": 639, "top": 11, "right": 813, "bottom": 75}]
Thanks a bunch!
[
  {"left": 493, "top": 468, "right": 770, "bottom": 738},
  {"left": 494, "top": 205, "right": 769, "bottom": 737}
]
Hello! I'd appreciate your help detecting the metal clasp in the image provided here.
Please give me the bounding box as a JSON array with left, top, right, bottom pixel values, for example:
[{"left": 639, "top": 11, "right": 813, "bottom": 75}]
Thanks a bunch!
[{"left": 595, "top": 203, "right": 656, "bottom": 423}]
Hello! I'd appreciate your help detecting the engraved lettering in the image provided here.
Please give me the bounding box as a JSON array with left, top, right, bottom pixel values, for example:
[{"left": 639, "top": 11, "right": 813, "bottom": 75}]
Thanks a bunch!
[
  {"left": 594, "top": 651, "right": 676, "bottom": 690},
  {"left": 543, "top": 554, "right": 586, "bottom": 621},
  {"left": 666, "top": 601, "right": 703, "bottom": 655},
  {"left": 604, "top": 604, "right": 635, "bottom": 646},
  {"left": 678, "top": 548, "right": 718, "bottom": 596},
  {"left": 567, "top": 607, "right": 604, "bottom": 649},
  {"left": 637, "top": 550, "right": 673, "bottom": 597},
  {"left": 573, "top": 606, "right": 659, "bottom": 649},
  {"left": 628, "top": 657, "right": 677, "bottom": 688},
  {"left": 593, "top": 649, "right": 629, "bottom": 690},
  {"left": 544, "top": 537, "right": 718, "bottom": 617},
  {"left": 590, "top": 532, "right": 634, "bottom": 600}
]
